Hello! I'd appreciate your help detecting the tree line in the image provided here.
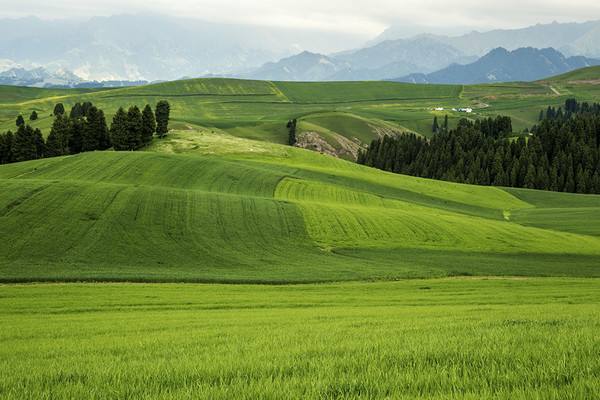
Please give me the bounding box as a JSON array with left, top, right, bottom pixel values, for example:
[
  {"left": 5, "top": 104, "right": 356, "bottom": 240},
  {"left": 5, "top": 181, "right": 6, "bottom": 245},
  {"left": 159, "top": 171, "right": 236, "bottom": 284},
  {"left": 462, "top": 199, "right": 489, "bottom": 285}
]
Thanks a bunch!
[
  {"left": 0, "top": 100, "right": 170, "bottom": 165},
  {"left": 358, "top": 99, "right": 600, "bottom": 194}
]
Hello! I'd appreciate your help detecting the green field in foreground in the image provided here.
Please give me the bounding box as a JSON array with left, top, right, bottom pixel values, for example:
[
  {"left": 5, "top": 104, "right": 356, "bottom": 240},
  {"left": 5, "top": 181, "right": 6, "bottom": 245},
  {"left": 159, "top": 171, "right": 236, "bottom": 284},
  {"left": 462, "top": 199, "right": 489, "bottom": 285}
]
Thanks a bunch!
[{"left": 1, "top": 278, "right": 599, "bottom": 399}]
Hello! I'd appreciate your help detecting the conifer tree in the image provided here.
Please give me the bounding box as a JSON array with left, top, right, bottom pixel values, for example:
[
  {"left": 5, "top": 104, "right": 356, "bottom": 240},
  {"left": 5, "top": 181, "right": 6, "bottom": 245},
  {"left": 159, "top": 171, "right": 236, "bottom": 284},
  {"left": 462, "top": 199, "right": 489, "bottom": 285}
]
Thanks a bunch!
[
  {"left": 33, "top": 128, "right": 45, "bottom": 159},
  {"left": 141, "top": 104, "right": 156, "bottom": 145},
  {"left": 12, "top": 125, "right": 38, "bottom": 162},
  {"left": 0, "top": 131, "right": 14, "bottom": 164},
  {"left": 68, "top": 117, "right": 84, "bottom": 154},
  {"left": 110, "top": 108, "right": 129, "bottom": 151},
  {"left": 432, "top": 116, "right": 439, "bottom": 134},
  {"left": 126, "top": 106, "right": 143, "bottom": 150},
  {"left": 287, "top": 119, "right": 297, "bottom": 145},
  {"left": 16, "top": 115, "right": 25, "bottom": 127},
  {"left": 82, "top": 106, "right": 101, "bottom": 152},
  {"left": 45, "top": 129, "right": 62, "bottom": 158},
  {"left": 53, "top": 103, "right": 65, "bottom": 116},
  {"left": 70, "top": 103, "right": 84, "bottom": 119},
  {"left": 155, "top": 100, "right": 170, "bottom": 138},
  {"left": 96, "top": 109, "right": 111, "bottom": 150},
  {"left": 49, "top": 115, "right": 71, "bottom": 156}
]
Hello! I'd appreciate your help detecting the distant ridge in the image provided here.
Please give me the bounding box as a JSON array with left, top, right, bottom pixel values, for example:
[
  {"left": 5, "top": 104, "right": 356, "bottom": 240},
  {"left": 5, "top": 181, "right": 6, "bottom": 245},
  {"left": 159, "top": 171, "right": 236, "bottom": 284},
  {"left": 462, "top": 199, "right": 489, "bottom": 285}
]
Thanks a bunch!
[
  {"left": 0, "top": 66, "right": 149, "bottom": 88},
  {"left": 393, "top": 47, "right": 600, "bottom": 84}
]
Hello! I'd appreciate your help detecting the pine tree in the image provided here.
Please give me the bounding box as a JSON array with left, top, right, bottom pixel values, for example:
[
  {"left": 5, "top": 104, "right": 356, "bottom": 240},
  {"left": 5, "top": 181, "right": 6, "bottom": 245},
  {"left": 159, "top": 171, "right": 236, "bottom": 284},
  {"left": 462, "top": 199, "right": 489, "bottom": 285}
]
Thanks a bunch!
[
  {"left": 576, "top": 166, "right": 587, "bottom": 193},
  {"left": 80, "top": 106, "right": 110, "bottom": 152},
  {"left": 110, "top": 108, "right": 129, "bottom": 151},
  {"left": 16, "top": 115, "right": 25, "bottom": 127},
  {"left": 126, "top": 106, "right": 143, "bottom": 150},
  {"left": 155, "top": 100, "right": 170, "bottom": 138},
  {"left": 82, "top": 106, "right": 101, "bottom": 152},
  {"left": 12, "top": 125, "right": 38, "bottom": 162},
  {"left": 592, "top": 172, "right": 600, "bottom": 194},
  {"left": 33, "top": 128, "right": 45, "bottom": 159},
  {"left": 70, "top": 103, "right": 84, "bottom": 119},
  {"left": 96, "top": 109, "right": 111, "bottom": 150},
  {"left": 48, "top": 115, "right": 71, "bottom": 156},
  {"left": 30, "top": 111, "right": 38, "bottom": 121},
  {"left": 45, "top": 129, "right": 62, "bottom": 158},
  {"left": 432, "top": 116, "right": 439, "bottom": 134},
  {"left": 69, "top": 118, "right": 84, "bottom": 154},
  {"left": 0, "top": 131, "right": 14, "bottom": 164},
  {"left": 287, "top": 119, "right": 297, "bottom": 146},
  {"left": 141, "top": 104, "right": 156, "bottom": 145},
  {"left": 53, "top": 103, "right": 65, "bottom": 116}
]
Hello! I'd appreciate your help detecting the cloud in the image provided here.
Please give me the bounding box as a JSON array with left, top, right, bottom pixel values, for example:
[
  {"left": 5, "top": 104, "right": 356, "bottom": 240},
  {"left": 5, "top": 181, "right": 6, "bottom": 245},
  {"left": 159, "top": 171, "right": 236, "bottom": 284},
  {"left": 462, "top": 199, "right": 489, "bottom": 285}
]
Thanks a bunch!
[{"left": 2, "top": 0, "right": 600, "bottom": 38}]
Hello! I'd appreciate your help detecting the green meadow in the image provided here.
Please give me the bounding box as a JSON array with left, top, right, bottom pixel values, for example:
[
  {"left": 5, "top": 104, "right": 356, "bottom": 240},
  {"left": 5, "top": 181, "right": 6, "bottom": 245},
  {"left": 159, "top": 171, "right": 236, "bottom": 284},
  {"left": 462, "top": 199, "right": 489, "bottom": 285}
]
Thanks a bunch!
[
  {"left": 4, "top": 67, "right": 600, "bottom": 145},
  {"left": 1, "top": 70, "right": 600, "bottom": 398},
  {"left": 1, "top": 278, "right": 599, "bottom": 399}
]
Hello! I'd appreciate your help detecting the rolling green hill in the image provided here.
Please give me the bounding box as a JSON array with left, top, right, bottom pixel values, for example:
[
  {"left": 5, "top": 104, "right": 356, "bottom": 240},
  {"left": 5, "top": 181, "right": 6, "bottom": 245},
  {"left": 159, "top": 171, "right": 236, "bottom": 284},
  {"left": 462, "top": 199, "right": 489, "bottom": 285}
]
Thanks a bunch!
[
  {"left": 4, "top": 67, "right": 600, "bottom": 152},
  {"left": 1, "top": 129, "right": 599, "bottom": 282},
  {"left": 2, "top": 72, "right": 600, "bottom": 282}
]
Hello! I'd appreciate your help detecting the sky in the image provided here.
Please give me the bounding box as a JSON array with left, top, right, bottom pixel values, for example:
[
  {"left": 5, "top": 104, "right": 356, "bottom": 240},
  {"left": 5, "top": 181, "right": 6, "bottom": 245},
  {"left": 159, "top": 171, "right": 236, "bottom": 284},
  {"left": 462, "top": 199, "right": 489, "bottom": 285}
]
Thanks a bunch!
[{"left": 1, "top": 0, "right": 600, "bottom": 39}]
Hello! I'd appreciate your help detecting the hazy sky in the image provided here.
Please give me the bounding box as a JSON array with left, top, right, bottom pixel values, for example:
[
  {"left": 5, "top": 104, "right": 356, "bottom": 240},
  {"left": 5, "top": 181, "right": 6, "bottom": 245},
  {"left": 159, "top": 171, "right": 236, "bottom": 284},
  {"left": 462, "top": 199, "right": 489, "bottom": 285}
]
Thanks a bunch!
[{"left": 2, "top": 0, "right": 600, "bottom": 38}]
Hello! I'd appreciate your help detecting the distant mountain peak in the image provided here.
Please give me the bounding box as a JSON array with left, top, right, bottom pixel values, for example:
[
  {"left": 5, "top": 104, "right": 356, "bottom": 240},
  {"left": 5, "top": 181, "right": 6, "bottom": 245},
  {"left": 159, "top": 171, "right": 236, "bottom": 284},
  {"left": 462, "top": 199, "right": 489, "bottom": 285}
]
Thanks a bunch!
[{"left": 393, "top": 47, "right": 600, "bottom": 85}]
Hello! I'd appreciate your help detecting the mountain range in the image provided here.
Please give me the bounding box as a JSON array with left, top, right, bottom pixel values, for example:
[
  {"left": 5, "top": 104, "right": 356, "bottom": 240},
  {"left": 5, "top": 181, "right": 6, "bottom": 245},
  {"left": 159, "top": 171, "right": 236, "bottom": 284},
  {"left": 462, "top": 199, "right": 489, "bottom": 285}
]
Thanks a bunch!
[
  {"left": 394, "top": 47, "right": 600, "bottom": 84},
  {"left": 241, "top": 20, "right": 600, "bottom": 82},
  {"left": 0, "top": 67, "right": 81, "bottom": 87},
  {"left": 373, "top": 20, "right": 600, "bottom": 58},
  {"left": 0, "top": 67, "right": 150, "bottom": 88},
  {"left": 0, "top": 15, "right": 363, "bottom": 81},
  {"left": 3, "top": 17, "right": 600, "bottom": 83}
]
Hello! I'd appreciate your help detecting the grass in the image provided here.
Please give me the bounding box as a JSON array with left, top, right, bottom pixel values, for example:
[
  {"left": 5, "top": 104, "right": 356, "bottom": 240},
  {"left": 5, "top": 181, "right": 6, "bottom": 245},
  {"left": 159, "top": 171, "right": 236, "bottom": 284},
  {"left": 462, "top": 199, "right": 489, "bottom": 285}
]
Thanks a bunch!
[
  {"left": 1, "top": 75, "right": 600, "bottom": 398},
  {"left": 0, "top": 130, "right": 599, "bottom": 282},
  {"left": 1, "top": 278, "right": 599, "bottom": 399},
  {"left": 5, "top": 70, "right": 600, "bottom": 143}
]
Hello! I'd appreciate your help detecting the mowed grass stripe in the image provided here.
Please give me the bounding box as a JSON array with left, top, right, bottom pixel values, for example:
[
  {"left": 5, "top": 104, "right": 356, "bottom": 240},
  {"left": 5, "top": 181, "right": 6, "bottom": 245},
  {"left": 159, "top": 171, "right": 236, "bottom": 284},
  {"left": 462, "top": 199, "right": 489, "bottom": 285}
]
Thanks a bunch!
[
  {"left": 0, "top": 152, "right": 286, "bottom": 197},
  {"left": 0, "top": 179, "right": 332, "bottom": 282}
]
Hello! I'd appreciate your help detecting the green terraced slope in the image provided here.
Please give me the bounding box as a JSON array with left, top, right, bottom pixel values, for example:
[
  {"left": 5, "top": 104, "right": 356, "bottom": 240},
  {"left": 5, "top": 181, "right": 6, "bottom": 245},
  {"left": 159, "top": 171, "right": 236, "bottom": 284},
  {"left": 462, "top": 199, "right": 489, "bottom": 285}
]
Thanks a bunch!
[{"left": 1, "top": 130, "right": 599, "bottom": 282}]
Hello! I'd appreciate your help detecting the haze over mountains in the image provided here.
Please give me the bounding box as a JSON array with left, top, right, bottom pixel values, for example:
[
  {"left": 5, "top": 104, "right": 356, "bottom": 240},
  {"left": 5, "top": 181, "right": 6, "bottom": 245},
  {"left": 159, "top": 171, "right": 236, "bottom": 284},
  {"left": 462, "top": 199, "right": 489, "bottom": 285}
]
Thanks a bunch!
[
  {"left": 3, "top": 16, "right": 600, "bottom": 84},
  {"left": 395, "top": 47, "right": 600, "bottom": 84},
  {"left": 0, "top": 15, "right": 361, "bottom": 82}
]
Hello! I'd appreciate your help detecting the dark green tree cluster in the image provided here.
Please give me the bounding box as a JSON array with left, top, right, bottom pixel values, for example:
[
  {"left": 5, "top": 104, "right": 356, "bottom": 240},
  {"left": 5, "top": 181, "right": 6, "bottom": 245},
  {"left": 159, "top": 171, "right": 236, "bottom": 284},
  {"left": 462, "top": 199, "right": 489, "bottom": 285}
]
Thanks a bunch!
[
  {"left": 109, "top": 104, "right": 156, "bottom": 151},
  {"left": 358, "top": 101, "right": 600, "bottom": 194},
  {"left": 1, "top": 100, "right": 169, "bottom": 165},
  {"left": 0, "top": 124, "right": 44, "bottom": 163},
  {"left": 287, "top": 119, "right": 297, "bottom": 146}
]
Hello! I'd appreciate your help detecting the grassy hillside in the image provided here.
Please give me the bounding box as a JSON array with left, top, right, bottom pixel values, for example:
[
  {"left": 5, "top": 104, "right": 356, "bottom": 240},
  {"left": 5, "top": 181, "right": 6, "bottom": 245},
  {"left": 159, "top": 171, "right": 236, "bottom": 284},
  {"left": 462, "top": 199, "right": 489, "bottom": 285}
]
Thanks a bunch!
[
  {"left": 1, "top": 129, "right": 599, "bottom": 282},
  {"left": 1, "top": 73, "right": 600, "bottom": 283},
  {"left": 4, "top": 68, "right": 600, "bottom": 151}
]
